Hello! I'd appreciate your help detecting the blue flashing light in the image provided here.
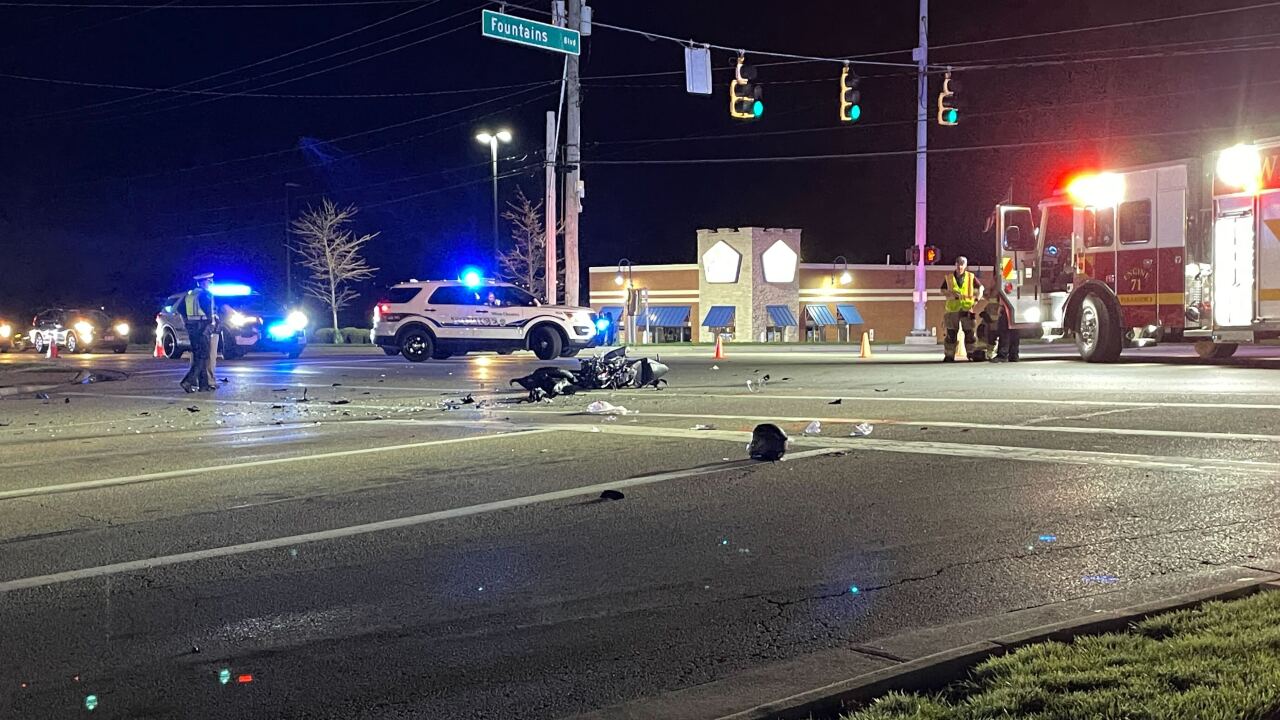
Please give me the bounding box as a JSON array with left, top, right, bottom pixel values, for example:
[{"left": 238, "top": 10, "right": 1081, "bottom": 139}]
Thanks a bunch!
[
  {"left": 208, "top": 282, "right": 252, "bottom": 297},
  {"left": 267, "top": 322, "right": 295, "bottom": 340},
  {"left": 460, "top": 268, "right": 483, "bottom": 289},
  {"left": 1046, "top": 245, "right": 1059, "bottom": 257},
  {"left": 595, "top": 317, "right": 610, "bottom": 332},
  {"left": 849, "top": 585, "right": 860, "bottom": 595}
]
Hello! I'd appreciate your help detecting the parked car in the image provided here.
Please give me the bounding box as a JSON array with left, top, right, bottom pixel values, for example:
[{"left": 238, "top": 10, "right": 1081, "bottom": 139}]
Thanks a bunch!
[
  {"left": 29, "top": 308, "right": 130, "bottom": 354},
  {"left": 372, "top": 279, "right": 599, "bottom": 362},
  {"left": 0, "top": 317, "right": 28, "bottom": 352},
  {"left": 156, "top": 289, "right": 307, "bottom": 360}
]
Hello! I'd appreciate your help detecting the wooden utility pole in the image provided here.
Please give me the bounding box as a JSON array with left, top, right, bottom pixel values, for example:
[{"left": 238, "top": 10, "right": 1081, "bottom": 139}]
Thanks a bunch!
[
  {"left": 564, "top": 0, "right": 582, "bottom": 306},
  {"left": 544, "top": 110, "right": 558, "bottom": 305}
]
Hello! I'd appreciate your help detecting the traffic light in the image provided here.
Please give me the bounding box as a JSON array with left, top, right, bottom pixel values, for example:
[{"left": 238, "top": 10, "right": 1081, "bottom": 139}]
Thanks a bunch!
[
  {"left": 924, "top": 245, "right": 941, "bottom": 264},
  {"left": 937, "top": 71, "right": 960, "bottom": 126},
  {"left": 730, "top": 54, "right": 763, "bottom": 120},
  {"left": 839, "top": 64, "right": 861, "bottom": 123}
]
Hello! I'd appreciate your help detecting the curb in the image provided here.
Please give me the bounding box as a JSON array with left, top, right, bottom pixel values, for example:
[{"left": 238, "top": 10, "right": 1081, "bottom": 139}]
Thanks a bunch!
[{"left": 721, "top": 576, "right": 1280, "bottom": 720}]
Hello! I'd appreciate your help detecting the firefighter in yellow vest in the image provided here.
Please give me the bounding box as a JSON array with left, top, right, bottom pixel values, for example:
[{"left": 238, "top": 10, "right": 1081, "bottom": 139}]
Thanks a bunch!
[{"left": 941, "top": 256, "right": 984, "bottom": 362}]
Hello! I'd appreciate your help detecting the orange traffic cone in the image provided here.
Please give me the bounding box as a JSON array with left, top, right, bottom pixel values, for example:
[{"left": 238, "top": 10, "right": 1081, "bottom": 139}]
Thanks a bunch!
[
  {"left": 46, "top": 335, "right": 58, "bottom": 359},
  {"left": 956, "top": 327, "right": 968, "bottom": 361},
  {"left": 153, "top": 333, "right": 165, "bottom": 358},
  {"left": 713, "top": 334, "right": 725, "bottom": 360},
  {"left": 859, "top": 331, "right": 872, "bottom": 359}
]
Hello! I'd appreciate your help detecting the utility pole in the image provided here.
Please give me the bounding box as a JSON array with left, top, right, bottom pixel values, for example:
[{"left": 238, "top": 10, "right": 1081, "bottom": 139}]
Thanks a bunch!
[
  {"left": 907, "top": 0, "right": 933, "bottom": 343},
  {"left": 563, "top": 0, "right": 582, "bottom": 307},
  {"left": 545, "top": 110, "right": 558, "bottom": 304}
]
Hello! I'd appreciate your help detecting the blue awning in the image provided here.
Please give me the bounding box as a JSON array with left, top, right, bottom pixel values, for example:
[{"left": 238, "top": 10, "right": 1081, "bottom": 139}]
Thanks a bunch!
[
  {"left": 805, "top": 304, "right": 837, "bottom": 326},
  {"left": 837, "top": 304, "right": 864, "bottom": 324},
  {"left": 598, "top": 305, "right": 624, "bottom": 322},
  {"left": 766, "top": 305, "right": 797, "bottom": 327},
  {"left": 702, "top": 305, "right": 736, "bottom": 327},
  {"left": 637, "top": 305, "right": 691, "bottom": 328}
]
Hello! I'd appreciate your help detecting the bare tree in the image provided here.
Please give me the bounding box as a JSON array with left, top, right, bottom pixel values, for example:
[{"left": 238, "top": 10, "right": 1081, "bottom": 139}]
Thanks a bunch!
[
  {"left": 496, "top": 187, "right": 561, "bottom": 303},
  {"left": 290, "top": 199, "right": 378, "bottom": 341}
]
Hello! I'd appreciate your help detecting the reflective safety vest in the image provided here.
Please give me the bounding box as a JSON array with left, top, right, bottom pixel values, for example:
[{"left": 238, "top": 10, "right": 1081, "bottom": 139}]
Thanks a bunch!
[
  {"left": 945, "top": 271, "right": 977, "bottom": 313},
  {"left": 183, "top": 290, "right": 210, "bottom": 322}
]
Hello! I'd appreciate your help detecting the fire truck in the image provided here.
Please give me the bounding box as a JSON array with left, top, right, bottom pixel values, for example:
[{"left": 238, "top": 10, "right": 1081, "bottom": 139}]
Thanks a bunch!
[{"left": 992, "top": 138, "right": 1280, "bottom": 362}]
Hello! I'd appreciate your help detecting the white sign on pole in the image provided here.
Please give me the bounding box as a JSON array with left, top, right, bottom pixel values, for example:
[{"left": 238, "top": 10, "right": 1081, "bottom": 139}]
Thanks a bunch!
[{"left": 684, "top": 46, "right": 712, "bottom": 95}]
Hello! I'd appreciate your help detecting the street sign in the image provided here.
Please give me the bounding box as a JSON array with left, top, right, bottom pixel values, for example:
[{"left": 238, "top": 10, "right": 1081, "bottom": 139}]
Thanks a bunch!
[
  {"left": 482, "top": 9, "right": 580, "bottom": 56},
  {"left": 684, "top": 47, "right": 711, "bottom": 95}
]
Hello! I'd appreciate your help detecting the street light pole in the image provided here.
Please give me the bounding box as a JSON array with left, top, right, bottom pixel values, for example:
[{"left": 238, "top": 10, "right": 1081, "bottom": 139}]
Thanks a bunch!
[
  {"left": 476, "top": 130, "right": 512, "bottom": 257},
  {"left": 284, "top": 181, "right": 300, "bottom": 304}
]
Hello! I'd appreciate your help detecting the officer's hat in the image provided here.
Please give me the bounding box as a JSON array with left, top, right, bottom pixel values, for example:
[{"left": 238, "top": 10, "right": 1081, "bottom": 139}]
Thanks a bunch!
[{"left": 193, "top": 272, "right": 215, "bottom": 281}]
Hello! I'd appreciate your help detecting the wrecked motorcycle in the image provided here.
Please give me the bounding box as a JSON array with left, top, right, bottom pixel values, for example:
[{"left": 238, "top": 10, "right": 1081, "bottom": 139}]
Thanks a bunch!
[{"left": 575, "top": 346, "right": 669, "bottom": 390}]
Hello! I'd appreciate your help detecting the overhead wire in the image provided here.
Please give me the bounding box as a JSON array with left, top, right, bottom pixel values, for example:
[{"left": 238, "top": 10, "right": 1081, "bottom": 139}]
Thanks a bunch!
[{"left": 19, "top": 0, "right": 443, "bottom": 122}]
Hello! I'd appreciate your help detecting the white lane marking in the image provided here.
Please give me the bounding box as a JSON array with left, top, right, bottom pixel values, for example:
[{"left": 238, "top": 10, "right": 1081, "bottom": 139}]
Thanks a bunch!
[
  {"left": 1026, "top": 407, "right": 1148, "bottom": 424},
  {"left": 59, "top": 391, "right": 429, "bottom": 413},
  {"left": 609, "top": 390, "right": 1280, "bottom": 411},
  {"left": 0, "top": 428, "right": 553, "bottom": 501},
  {"left": 525, "top": 420, "right": 1280, "bottom": 476},
  {"left": 0, "top": 448, "right": 842, "bottom": 593},
  {"left": 243, "top": 382, "right": 487, "bottom": 393},
  {"left": 502, "top": 408, "right": 1280, "bottom": 444}
]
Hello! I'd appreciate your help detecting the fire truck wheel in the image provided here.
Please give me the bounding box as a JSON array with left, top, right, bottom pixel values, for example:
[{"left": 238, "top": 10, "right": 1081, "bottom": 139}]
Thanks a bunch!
[
  {"left": 1194, "top": 341, "right": 1238, "bottom": 360},
  {"left": 1076, "top": 293, "right": 1122, "bottom": 363}
]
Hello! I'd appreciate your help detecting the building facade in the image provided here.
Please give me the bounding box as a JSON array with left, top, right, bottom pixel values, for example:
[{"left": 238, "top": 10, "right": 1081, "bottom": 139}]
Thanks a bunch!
[{"left": 588, "top": 227, "right": 991, "bottom": 344}]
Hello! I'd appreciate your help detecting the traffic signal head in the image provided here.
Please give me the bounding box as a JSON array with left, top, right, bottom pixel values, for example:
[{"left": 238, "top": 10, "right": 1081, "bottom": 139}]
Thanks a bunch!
[
  {"left": 937, "top": 71, "right": 960, "bottom": 126},
  {"left": 924, "top": 246, "right": 941, "bottom": 264},
  {"left": 730, "top": 56, "right": 764, "bottom": 119},
  {"left": 839, "top": 65, "right": 862, "bottom": 123}
]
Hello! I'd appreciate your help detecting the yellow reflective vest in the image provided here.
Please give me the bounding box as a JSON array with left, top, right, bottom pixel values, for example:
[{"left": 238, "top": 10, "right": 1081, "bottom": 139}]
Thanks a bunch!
[
  {"left": 183, "top": 290, "right": 211, "bottom": 321},
  {"left": 945, "top": 271, "right": 977, "bottom": 313}
]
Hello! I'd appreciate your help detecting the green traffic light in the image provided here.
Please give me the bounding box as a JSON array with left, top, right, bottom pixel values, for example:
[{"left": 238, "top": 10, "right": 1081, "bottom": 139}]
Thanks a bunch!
[
  {"left": 219, "top": 669, "right": 231, "bottom": 685},
  {"left": 84, "top": 695, "right": 98, "bottom": 711},
  {"left": 943, "top": 108, "right": 958, "bottom": 124},
  {"left": 849, "top": 104, "right": 862, "bottom": 122},
  {"left": 751, "top": 100, "right": 764, "bottom": 117}
]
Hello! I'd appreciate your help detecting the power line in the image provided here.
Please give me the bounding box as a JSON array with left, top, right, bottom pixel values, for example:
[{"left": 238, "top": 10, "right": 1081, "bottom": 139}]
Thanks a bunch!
[
  {"left": 65, "top": 2, "right": 480, "bottom": 124},
  {"left": 20, "top": 0, "right": 442, "bottom": 122},
  {"left": 1, "top": 71, "right": 555, "bottom": 99},
  {"left": 43, "top": 80, "right": 555, "bottom": 190},
  {"left": 0, "top": 1, "right": 424, "bottom": 7},
  {"left": 579, "top": 122, "right": 1280, "bottom": 166}
]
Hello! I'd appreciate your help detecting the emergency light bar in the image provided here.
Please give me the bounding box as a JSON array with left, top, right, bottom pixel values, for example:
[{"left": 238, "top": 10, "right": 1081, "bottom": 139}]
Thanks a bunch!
[{"left": 208, "top": 283, "right": 253, "bottom": 297}]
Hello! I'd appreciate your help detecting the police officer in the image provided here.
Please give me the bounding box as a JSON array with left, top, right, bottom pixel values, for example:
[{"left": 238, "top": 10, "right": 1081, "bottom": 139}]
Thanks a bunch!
[
  {"left": 941, "top": 256, "right": 984, "bottom": 362},
  {"left": 178, "top": 272, "right": 218, "bottom": 393}
]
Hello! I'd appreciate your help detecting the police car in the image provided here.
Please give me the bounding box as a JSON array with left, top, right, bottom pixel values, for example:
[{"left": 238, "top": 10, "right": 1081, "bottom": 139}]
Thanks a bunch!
[
  {"left": 155, "top": 284, "right": 307, "bottom": 360},
  {"left": 372, "top": 278, "right": 601, "bottom": 362}
]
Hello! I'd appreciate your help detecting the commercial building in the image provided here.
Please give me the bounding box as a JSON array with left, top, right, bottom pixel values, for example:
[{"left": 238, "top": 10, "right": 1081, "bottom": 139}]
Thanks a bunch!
[{"left": 588, "top": 227, "right": 992, "bottom": 344}]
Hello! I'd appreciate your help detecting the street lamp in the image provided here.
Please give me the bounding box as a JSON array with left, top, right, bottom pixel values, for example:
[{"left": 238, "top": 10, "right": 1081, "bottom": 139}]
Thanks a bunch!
[
  {"left": 615, "top": 258, "right": 634, "bottom": 287},
  {"left": 833, "top": 255, "right": 852, "bottom": 286},
  {"left": 476, "top": 129, "right": 513, "bottom": 256},
  {"left": 284, "top": 181, "right": 301, "bottom": 303}
]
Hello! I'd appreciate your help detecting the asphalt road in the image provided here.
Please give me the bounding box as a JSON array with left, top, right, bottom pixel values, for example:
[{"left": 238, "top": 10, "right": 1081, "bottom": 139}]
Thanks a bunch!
[{"left": 2, "top": 342, "right": 1280, "bottom": 719}]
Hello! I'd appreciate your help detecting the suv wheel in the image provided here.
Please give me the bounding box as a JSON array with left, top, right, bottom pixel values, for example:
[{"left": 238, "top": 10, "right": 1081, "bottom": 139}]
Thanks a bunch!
[
  {"left": 529, "top": 326, "right": 563, "bottom": 361},
  {"left": 399, "top": 328, "right": 433, "bottom": 362},
  {"left": 162, "top": 328, "right": 184, "bottom": 359},
  {"left": 33, "top": 333, "right": 46, "bottom": 355},
  {"left": 65, "top": 332, "right": 79, "bottom": 354}
]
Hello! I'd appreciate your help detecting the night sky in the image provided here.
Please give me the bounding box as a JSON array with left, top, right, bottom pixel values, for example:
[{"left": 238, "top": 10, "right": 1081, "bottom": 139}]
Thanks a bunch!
[{"left": 2, "top": 0, "right": 1278, "bottom": 324}]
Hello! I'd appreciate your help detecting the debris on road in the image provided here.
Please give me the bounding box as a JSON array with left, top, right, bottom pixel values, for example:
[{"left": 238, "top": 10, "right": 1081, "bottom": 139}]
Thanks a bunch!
[
  {"left": 828, "top": 398, "right": 842, "bottom": 405},
  {"left": 64, "top": 398, "right": 70, "bottom": 404},
  {"left": 874, "top": 388, "right": 889, "bottom": 393},
  {"left": 511, "top": 367, "right": 578, "bottom": 401},
  {"left": 748, "top": 423, "right": 788, "bottom": 461},
  {"left": 710, "top": 365, "right": 719, "bottom": 370},
  {"left": 271, "top": 404, "right": 284, "bottom": 410},
  {"left": 34, "top": 392, "right": 49, "bottom": 400},
  {"left": 803, "top": 421, "right": 821, "bottom": 435},
  {"left": 850, "top": 422, "right": 873, "bottom": 437},
  {"left": 691, "top": 424, "right": 716, "bottom": 431},
  {"left": 586, "top": 400, "right": 629, "bottom": 415},
  {"left": 328, "top": 399, "right": 350, "bottom": 405},
  {"left": 599, "top": 489, "right": 625, "bottom": 501},
  {"left": 185, "top": 406, "right": 200, "bottom": 412}
]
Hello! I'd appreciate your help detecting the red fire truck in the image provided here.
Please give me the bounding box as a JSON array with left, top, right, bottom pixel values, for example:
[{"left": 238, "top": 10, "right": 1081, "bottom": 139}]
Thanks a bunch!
[{"left": 992, "top": 138, "right": 1280, "bottom": 361}]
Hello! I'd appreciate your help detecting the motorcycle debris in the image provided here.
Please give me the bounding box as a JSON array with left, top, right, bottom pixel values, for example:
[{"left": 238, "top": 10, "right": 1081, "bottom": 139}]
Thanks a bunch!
[
  {"left": 747, "top": 423, "right": 788, "bottom": 461},
  {"left": 691, "top": 424, "right": 716, "bottom": 430},
  {"left": 328, "top": 399, "right": 350, "bottom": 405},
  {"left": 803, "top": 420, "right": 822, "bottom": 435},
  {"left": 599, "top": 489, "right": 625, "bottom": 501},
  {"left": 34, "top": 392, "right": 49, "bottom": 400},
  {"left": 710, "top": 365, "right": 720, "bottom": 370},
  {"left": 586, "top": 400, "right": 629, "bottom": 415},
  {"left": 850, "top": 423, "right": 873, "bottom": 437},
  {"left": 828, "top": 398, "right": 842, "bottom": 405},
  {"left": 185, "top": 406, "right": 200, "bottom": 412}
]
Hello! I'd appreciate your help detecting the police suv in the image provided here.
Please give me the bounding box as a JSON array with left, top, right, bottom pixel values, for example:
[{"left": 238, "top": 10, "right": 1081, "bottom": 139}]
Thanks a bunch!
[{"left": 373, "top": 280, "right": 600, "bottom": 362}]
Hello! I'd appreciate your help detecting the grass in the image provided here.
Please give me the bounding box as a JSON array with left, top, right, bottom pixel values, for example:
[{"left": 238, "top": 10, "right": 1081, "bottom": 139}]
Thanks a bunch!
[{"left": 844, "top": 590, "right": 1280, "bottom": 720}]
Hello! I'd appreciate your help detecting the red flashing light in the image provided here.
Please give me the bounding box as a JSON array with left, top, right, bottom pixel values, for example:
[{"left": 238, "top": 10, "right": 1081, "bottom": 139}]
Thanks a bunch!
[
  {"left": 378, "top": 303, "right": 391, "bottom": 313},
  {"left": 236, "top": 674, "right": 254, "bottom": 684}
]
